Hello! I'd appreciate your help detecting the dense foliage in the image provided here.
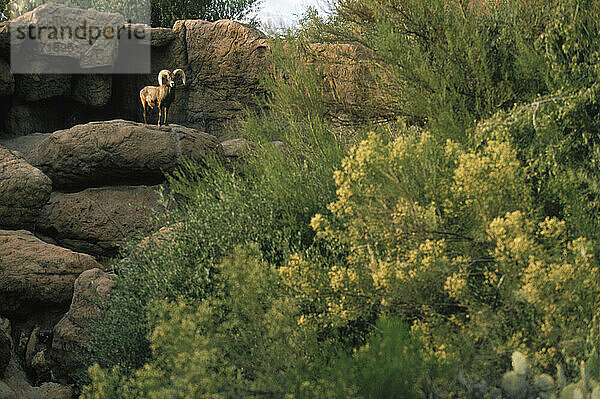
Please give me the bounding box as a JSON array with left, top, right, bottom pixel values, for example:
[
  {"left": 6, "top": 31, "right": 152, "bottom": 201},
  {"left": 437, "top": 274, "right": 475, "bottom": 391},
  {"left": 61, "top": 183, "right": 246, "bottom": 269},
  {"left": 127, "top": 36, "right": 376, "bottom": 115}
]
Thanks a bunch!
[
  {"left": 149, "top": 0, "right": 261, "bottom": 28},
  {"left": 301, "top": 0, "right": 600, "bottom": 142},
  {"left": 0, "top": 0, "right": 7, "bottom": 17},
  {"left": 82, "top": 0, "right": 600, "bottom": 397}
]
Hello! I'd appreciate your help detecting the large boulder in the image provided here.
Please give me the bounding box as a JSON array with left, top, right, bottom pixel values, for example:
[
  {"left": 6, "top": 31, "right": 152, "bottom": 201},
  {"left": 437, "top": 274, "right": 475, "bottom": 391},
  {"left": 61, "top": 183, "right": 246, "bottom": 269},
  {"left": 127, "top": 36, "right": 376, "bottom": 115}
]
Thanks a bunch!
[
  {"left": 35, "top": 185, "right": 164, "bottom": 257},
  {"left": 178, "top": 19, "right": 270, "bottom": 134},
  {"left": 27, "top": 119, "right": 220, "bottom": 191},
  {"left": 51, "top": 268, "right": 115, "bottom": 380},
  {"left": 0, "top": 58, "right": 14, "bottom": 97},
  {"left": 0, "top": 230, "right": 102, "bottom": 314},
  {"left": 0, "top": 146, "right": 52, "bottom": 229},
  {"left": 11, "top": 3, "right": 125, "bottom": 71},
  {"left": 71, "top": 74, "right": 112, "bottom": 107}
]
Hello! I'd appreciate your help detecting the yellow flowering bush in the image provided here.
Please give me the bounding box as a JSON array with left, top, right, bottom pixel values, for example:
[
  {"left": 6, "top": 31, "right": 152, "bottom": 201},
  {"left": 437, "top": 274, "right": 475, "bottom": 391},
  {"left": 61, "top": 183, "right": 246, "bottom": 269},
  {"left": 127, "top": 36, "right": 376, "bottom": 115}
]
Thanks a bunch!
[{"left": 282, "top": 127, "right": 600, "bottom": 376}]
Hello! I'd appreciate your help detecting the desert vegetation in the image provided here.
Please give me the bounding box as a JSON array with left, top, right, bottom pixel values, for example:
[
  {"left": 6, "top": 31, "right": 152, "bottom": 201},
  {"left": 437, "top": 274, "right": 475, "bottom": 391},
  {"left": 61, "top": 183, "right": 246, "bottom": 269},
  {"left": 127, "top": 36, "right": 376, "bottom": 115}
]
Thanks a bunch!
[{"left": 37, "top": 0, "right": 600, "bottom": 397}]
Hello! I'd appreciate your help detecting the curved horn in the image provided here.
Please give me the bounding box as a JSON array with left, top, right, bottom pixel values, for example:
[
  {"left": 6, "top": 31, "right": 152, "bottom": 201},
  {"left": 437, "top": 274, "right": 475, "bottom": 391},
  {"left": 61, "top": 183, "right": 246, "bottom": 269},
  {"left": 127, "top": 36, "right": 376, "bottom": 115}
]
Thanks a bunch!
[
  {"left": 173, "top": 69, "right": 186, "bottom": 86},
  {"left": 158, "top": 69, "right": 171, "bottom": 86}
]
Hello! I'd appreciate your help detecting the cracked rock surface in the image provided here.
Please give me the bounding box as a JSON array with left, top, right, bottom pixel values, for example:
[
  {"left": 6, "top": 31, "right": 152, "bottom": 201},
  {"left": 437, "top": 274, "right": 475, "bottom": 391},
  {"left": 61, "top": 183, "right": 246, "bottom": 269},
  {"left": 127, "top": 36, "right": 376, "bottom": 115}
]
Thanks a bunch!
[
  {"left": 35, "top": 186, "right": 164, "bottom": 257},
  {"left": 27, "top": 119, "right": 219, "bottom": 191},
  {"left": 0, "top": 146, "right": 52, "bottom": 230},
  {"left": 0, "top": 230, "right": 102, "bottom": 314}
]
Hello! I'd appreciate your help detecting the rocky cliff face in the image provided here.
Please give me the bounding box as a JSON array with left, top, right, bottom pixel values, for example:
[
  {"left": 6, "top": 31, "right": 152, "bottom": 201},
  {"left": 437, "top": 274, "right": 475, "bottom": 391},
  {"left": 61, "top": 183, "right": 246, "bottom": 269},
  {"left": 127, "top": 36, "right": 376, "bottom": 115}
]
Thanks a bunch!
[
  {"left": 0, "top": 7, "right": 273, "bottom": 393},
  {"left": 0, "top": 4, "right": 378, "bottom": 140},
  {"left": 0, "top": 5, "right": 271, "bottom": 139},
  {"left": 112, "top": 19, "right": 271, "bottom": 134},
  {"left": 1, "top": 119, "right": 221, "bottom": 256},
  {"left": 0, "top": 119, "right": 223, "bottom": 397}
]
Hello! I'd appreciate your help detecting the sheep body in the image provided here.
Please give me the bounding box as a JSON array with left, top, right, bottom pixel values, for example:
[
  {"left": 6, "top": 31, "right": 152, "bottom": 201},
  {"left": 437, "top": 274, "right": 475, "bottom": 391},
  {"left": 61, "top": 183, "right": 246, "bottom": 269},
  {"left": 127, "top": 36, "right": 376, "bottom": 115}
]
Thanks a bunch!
[{"left": 140, "top": 69, "right": 186, "bottom": 126}]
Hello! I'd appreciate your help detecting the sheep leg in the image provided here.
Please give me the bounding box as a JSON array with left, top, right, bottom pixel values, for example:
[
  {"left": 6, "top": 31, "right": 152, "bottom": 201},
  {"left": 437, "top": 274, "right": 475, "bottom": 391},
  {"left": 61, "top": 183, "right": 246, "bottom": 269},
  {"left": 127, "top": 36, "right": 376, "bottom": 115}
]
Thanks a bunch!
[
  {"left": 163, "top": 107, "right": 168, "bottom": 126},
  {"left": 158, "top": 107, "right": 162, "bottom": 126},
  {"left": 142, "top": 102, "right": 147, "bottom": 124}
]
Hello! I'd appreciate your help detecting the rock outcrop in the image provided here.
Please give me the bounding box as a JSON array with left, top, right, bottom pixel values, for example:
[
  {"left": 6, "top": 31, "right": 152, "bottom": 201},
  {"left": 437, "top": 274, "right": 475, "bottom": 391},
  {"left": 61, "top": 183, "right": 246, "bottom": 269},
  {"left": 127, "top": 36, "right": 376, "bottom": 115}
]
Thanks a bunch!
[
  {"left": 11, "top": 3, "right": 125, "bottom": 71},
  {"left": 0, "top": 4, "right": 380, "bottom": 139},
  {"left": 36, "top": 186, "right": 164, "bottom": 257},
  {"left": 0, "top": 319, "right": 72, "bottom": 399},
  {"left": 27, "top": 120, "right": 220, "bottom": 191},
  {"left": 0, "top": 146, "right": 52, "bottom": 229},
  {"left": 179, "top": 20, "right": 270, "bottom": 133},
  {"left": 0, "top": 230, "right": 103, "bottom": 314},
  {"left": 51, "top": 268, "right": 115, "bottom": 380}
]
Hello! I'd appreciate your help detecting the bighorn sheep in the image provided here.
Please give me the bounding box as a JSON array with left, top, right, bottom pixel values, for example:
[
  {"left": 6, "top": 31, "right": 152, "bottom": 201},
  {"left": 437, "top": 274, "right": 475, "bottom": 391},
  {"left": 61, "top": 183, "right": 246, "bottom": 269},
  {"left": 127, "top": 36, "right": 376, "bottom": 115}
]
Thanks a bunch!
[{"left": 140, "top": 69, "right": 186, "bottom": 126}]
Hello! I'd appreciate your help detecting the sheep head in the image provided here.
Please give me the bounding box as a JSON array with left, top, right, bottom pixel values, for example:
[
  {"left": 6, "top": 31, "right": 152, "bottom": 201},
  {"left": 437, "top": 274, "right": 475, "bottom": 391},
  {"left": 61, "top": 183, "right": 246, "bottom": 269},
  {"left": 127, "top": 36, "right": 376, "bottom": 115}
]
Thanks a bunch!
[{"left": 158, "top": 69, "right": 186, "bottom": 88}]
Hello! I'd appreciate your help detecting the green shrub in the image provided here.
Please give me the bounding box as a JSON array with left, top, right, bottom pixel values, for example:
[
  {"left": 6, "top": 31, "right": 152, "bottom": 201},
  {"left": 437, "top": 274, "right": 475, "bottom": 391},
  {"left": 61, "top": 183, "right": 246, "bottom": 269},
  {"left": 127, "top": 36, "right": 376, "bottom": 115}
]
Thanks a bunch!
[
  {"left": 298, "top": 0, "right": 600, "bottom": 143},
  {"left": 473, "top": 84, "right": 600, "bottom": 241},
  {"left": 88, "top": 149, "right": 337, "bottom": 370},
  {"left": 280, "top": 118, "right": 600, "bottom": 379},
  {"left": 295, "top": 317, "right": 450, "bottom": 399},
  {"left": 537, "top": 0, "right": 600, "bottom": 91},
  {"left": 84, "top": 245, "right": 328, "bottom": 398},
  {"left": 84, "top": 246, "right": 449, "bottom": 399}
]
